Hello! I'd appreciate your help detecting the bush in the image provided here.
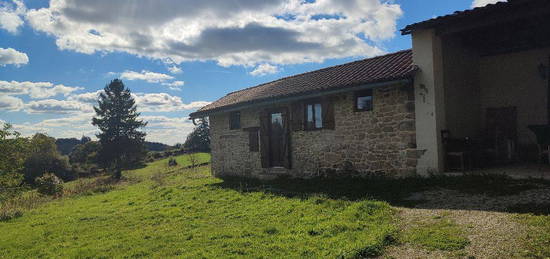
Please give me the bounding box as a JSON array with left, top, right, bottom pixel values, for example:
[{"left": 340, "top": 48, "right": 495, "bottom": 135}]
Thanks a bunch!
[
  {"left": 168, "top": 157, "right": 178, "bottom": 167},
  {"left": 24, "top": 153, "right": 75, "bottom": 183},
  {"left": 35, "top": 173, "right": 64, "bottom": 196},
  {"left": 0, "top": 172, "right": 25, "bottom": 202},
  {"left": 23, "top": 134, "right": 76, "bottom": 183}
]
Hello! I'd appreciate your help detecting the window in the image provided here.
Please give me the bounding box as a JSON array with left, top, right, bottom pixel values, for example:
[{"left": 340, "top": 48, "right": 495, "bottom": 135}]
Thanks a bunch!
[
  {"left": 247, "top": 128, "right": 259, "bottom": 152},
  {"left": 229, "top": 111, "right": 241, "bottom": 129},
  {"left": 305, "top": 102, "right": 323, "bottom": 130},
  {"left": 355, "top": 89, "right": 373, "bottom": 112}
]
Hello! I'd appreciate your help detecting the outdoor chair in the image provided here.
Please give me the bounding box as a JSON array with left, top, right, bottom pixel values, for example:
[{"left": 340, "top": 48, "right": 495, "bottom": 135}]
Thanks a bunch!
[{"left": 442, "top": 130, "right": 473, "bottom": 172}]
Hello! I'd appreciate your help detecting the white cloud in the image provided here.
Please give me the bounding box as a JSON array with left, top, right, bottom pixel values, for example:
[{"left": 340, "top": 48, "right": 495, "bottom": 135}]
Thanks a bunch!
[
  {"left": 9, "top": 113, "right": 98, "bottom": 140},
  {"left": 34, "top": 113, "right": 94, "bottom": 127},
  {"left": 25, "top": 0, "right": 401, "bottom": 67},
  {"left": 2, "top": 90, "right": 207, "bottom": 115},
  {"left": 22, "top": 90, "right": 208, "bottom": 114},
  {"left": 143, "top": 116, "right": 195, "bottom": 145},
  {"left": 133, "top": 92, "right": 210, "bottom": 112},
  {"left": 167, "top": 65, "right": 182, "bottom": 74},
  {"left": 67, "top": 90, "right": 102, "bottom": 104},
  {"left": 8, "top": 113, "right": 194, "bottom": 145},
  {"left": 0, "top": 95, "right": 24, "bottom": 111},
  {"left": 471, "top": 0, "right": 506, "bottom": 7},
  {"left": 0, "top": 0, "right": 25, "bottom": 34},
  {"left": 120, "top": 70, "right": 174, "bottom": 83},
  {"left": 25, "top": 99, "right": 92, "bottom": 114},
  {"left": 250, "top": 63, "right": 279, "bottom": 76},
  {"left": 116, "top": 70, "right": 183, "bottom": 89},
  {"left": 161, "top": 81, "right": 184, "bottom": 87},
  {"left": 181, "top": 101, "right": 211, "bottom": 110},
  {"left": 161, "top": 80, "right": 184, "bottom": 90},
  {"left": 0, "top": 80, "right": 83, "bottom": 99},
  {"left": 0, "top": 47, "right": 29, "bottom": 67}
]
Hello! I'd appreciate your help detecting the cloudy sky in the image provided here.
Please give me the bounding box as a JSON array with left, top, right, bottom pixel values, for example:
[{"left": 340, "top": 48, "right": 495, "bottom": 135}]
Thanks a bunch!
[{"left": 0, "top": 0, "right": 504, "bottom": 145}]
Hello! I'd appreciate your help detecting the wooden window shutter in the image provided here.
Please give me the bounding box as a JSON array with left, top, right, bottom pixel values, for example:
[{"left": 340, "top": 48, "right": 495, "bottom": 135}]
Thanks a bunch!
[
  {"left": 281, "top": 110, "right": 292, "bottom": 169},
  {"left": 245, "top": 127, "right": 260, "bottom": 152},
  {"left": 290, "top": 102, "right": 304, "bottom": 131},
  {"left": 259, "top": 112, "right": 270, "bottom": 168},
  {"left": 322, "top": 96, "right": 335, "bottom": 130}
]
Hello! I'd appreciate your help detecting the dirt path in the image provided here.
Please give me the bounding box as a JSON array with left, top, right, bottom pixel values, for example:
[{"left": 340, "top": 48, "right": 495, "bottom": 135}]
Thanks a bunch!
[{"left": 384, "top": 187, "right": 550, "bottom": 258}]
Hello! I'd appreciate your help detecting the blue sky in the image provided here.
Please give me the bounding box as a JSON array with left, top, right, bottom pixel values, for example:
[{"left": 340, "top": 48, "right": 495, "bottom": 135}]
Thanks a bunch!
[{"left": 0, "top": 0, "right": 501, "bottom": 144}]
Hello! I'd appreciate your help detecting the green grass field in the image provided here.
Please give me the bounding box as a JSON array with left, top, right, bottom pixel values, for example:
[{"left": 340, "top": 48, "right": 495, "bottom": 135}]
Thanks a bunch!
[
  {"left": 2, "top": 153, "right": 549, "bottom": 258},
  {"left": 0, "top": 154, "right": 397, "bottom": 258}
]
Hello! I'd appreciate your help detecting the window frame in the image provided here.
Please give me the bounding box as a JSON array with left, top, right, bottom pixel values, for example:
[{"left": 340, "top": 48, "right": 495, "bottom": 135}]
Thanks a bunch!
[
  {"left": 229, "top": 111, "right": 241, "bottom": 130},
  {"left": 303, "top": 100, "right": 324, "bottom": 131},
  {"left": 354, "top": 89, "right": 374, "bottom": 112}
]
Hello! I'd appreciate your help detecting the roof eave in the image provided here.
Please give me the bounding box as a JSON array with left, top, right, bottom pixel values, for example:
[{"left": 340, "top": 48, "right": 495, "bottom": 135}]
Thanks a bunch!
[{"left": 188, "top": 76, "right": 415, "bottom": 119}]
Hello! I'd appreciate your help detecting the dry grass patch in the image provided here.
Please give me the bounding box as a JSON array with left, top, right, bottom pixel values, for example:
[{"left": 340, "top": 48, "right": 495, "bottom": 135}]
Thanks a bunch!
[{"left": 0, "top": 192, "right": 47, "bottom": 221}]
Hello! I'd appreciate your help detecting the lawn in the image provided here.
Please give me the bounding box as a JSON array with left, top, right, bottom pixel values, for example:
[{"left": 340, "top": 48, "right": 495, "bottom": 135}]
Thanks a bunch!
[
  {"left": 402, "top": 215, "right": 469, "bottom": 251},
  {"left": 2, "top": 153, "right": 550, "bottom": 258},
  {"left": 0, "top": 154, "right": 397, "bottom": 258}
]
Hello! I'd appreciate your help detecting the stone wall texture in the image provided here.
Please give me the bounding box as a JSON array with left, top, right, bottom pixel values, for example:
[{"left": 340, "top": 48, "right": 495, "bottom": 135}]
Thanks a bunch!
[{"left": 209, "top": 83, "right": 417, "bottom": 179}]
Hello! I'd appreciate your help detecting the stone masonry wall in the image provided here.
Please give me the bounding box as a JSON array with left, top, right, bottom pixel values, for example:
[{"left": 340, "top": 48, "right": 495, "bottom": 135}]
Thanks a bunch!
[{"left": 209, "top": 83, "right": 417, "bottom": 178}]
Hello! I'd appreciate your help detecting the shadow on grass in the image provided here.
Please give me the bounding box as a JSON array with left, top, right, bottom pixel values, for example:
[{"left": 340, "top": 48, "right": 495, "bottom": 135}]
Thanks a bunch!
[{"left": 211, "top": 173, "right": 550, "bottom": 215}]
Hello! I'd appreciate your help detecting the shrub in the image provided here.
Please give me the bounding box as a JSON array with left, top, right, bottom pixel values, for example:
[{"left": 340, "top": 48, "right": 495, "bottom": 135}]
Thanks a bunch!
[
  {"left": 35, "top": 173, "right": 64, "bottom": 196},
  {"left": 168, "top": 157, "right": 178, "bottom": 167},
  {"left": 24, "top": 154, "right": 75, "bottom": 183},
  {"left": 0, "top": 172, "right": 25, "bottom": 202},
  {"left": 23, "top": 134, "right": 76, "bottom": 183},
  {"left": 69, "top": 141, "right": 100, "bottom": 166}
]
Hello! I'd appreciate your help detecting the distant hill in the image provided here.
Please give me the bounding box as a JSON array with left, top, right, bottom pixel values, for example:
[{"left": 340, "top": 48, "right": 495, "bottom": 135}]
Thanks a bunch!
[
  {"left": 56, "top": 137, "right": 172, "bottom": 155},
  {"left": 144, "top": 141, "right": 173, "bottom": 152}
]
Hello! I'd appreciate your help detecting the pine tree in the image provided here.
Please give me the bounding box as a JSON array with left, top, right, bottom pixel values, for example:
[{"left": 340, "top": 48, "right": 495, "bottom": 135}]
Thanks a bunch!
[
  {"left": 184, "top": 118, "right": 210, "bottom": 152},
  {"left": 92, "top": 79, "right": 147, "bottom": 180}
]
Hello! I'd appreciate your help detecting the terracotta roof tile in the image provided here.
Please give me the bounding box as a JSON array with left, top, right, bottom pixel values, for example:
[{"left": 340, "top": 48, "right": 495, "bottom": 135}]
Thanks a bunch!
[{"left": 190, "top": 49, "right": 415, "bottom": 117}]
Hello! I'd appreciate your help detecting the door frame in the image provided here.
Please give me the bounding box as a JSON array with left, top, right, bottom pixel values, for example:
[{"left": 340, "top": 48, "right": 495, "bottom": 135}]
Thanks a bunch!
[{"left": 265, "top": 107, "right": 291, "bottom": 169}]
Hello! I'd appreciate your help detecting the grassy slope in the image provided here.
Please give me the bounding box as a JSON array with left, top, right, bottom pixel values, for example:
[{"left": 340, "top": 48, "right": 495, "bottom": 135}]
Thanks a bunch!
[{"left": 0, "top": 154, "right": 396, "bottom": 258}]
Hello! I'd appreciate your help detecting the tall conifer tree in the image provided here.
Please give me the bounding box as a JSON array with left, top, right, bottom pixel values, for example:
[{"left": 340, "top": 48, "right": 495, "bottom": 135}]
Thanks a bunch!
[{"left": 92, "top": 79, "right": 147, "bottom": 180}]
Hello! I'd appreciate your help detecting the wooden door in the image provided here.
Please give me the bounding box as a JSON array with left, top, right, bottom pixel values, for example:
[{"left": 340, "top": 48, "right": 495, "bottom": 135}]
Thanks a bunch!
[
  {"left": 260, "top": 108, "right": 291, "bottom": 169},
  {"left": 269, "top": 111, "right": 286, "bottom": 167}
]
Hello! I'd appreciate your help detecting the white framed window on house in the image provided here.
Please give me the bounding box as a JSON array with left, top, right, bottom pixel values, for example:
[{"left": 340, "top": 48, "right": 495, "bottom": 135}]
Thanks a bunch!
[{"left": 305, "top": 102, "right": 323, "bottom": 130}]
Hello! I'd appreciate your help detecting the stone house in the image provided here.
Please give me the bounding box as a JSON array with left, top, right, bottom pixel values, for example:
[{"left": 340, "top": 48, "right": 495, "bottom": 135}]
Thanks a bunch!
[{"left": 190, "top": 0, "right": 550, "bottom": 178}]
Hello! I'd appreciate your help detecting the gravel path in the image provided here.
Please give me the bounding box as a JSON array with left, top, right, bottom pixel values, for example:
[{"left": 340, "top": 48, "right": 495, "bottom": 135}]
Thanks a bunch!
[{"left": 383, "top": 186, "right": 550, "bottom": 258}]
